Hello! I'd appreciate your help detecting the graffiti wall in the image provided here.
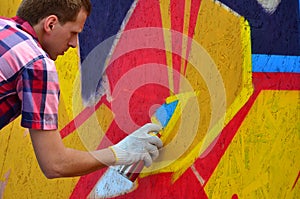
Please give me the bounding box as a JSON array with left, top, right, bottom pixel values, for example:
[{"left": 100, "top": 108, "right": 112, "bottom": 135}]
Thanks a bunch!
[{"left": 0, "top": 0, "right": 299, "bottom": 198}]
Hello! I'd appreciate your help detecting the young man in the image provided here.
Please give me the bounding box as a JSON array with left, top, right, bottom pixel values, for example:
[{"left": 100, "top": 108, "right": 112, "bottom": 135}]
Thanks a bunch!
[{"left": 0, "top": 0, "right": 163, "bottom": 178}]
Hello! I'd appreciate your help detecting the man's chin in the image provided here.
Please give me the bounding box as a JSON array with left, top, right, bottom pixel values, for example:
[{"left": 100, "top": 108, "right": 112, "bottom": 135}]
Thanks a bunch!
[
  {"left": 50, "top": 56, "right": 58, "bottom": 61},
  {"left": 50, "top": 54, "right": 62, "bottom": 61}
]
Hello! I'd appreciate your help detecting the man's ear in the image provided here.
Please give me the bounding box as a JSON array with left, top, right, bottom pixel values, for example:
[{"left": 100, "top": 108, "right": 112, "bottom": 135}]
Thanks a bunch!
[{"left": 43, "top": 15, "right": 59, "bottom": 32}]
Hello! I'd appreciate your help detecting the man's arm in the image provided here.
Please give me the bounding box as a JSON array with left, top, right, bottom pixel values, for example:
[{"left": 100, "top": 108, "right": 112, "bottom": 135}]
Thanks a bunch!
[
  {"left": 29, "top": 129, "right": 116, "bottom": 179},
  {"left": 29, "top": 123, "right": 163, "bottom": 179}
]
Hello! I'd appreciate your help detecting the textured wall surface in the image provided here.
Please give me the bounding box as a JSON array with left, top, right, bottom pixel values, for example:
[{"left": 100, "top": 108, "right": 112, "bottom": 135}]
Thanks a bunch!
[{"left": 0, "top": 0, "right": 299, "bottom": 198}]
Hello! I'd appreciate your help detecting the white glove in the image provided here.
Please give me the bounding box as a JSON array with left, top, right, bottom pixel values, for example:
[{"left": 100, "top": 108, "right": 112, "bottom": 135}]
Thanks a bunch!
[{"left": 110, "top": 123, "right": 163, "bottom": 167}]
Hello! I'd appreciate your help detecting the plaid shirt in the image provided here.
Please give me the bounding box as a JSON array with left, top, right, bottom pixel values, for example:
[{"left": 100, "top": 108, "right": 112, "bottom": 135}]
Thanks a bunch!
[{"left": 0, "top": 16, "right": 59, "bottom": 130}]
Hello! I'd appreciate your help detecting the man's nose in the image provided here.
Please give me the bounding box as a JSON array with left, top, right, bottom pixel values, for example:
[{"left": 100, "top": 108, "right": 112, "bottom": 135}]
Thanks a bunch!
[{"left": 69, "top": 35, "right": 78, "bottom": 48}]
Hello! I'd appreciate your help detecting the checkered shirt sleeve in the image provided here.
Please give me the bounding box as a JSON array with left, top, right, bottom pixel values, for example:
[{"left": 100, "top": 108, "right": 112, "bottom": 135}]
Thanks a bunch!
[
  {"left": 0, "top": 17, "right": 59, "bottom": 130},
  {"left": 19, "top": 58, "right": 60, "bottom": 130}
]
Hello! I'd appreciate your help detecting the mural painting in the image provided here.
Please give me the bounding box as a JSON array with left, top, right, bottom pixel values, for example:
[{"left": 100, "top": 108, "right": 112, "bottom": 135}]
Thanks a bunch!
[{"left": 0, "top": 0, "right": 299, "bottom": 198}]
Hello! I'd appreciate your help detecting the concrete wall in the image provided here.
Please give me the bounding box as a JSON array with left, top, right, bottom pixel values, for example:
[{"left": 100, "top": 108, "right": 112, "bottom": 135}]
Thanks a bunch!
[{"left": 0, "top": 0, "right": 299, "bottom": 198}]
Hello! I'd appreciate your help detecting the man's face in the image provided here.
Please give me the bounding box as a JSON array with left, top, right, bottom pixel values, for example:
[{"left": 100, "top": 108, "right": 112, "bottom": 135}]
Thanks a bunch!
[{"left": 42, "top": 8, "right": 88, "bottom": 60}]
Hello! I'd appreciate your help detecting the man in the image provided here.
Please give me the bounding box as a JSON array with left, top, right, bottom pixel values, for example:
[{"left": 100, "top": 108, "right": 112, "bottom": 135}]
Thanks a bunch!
[{"left": 0, "top": 0, "right": 163, "bottom": 179}]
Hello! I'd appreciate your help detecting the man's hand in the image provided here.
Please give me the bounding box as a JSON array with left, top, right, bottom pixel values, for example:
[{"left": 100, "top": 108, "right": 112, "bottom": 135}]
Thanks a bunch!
[{"left": 110, "top": 123, "right": 163, "bottom": 167}]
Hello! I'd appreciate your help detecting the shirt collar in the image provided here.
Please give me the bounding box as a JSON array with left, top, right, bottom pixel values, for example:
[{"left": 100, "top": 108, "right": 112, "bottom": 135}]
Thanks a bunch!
[{"left": 11, "top": 16, "right": 39, "bottom": 41}]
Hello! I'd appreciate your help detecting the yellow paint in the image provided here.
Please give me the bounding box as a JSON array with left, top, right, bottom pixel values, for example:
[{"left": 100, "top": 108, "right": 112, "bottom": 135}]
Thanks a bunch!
[
  {"left": 168, "top": 0, "right": 253, "bottom": 183},
  {"left": 0, "top": 64, "right": 85, "bottom": 198},
  {"left": 141, "top": 91, "right": 200, "bottom": 178},
  {"left": 95, "top": 104, "right": 114, "bottom": 138},
  {"left": 198, "top": 17, "right": 253, "bottom": 157},
  {"left": 205, "top": 90, "right": 300, "bottom": 198},
  {"left": 162, "top": 92, "right": 199, "bottom": 146},
  {"left": 76, "top": 104, "right": 114, "bottom": 151},
  {"left": 72, "top": 71, "right": 87, "bottom": 119},
  {"left": 191, "top": 0, "right": 253, "bottom": 164},
  {"left": 159, "top": 0, "right": 175, "bottom": 95},
  {"left": 0, "top": 0, "right": 21, "bottom": 17},
  {"left": 55, "top": 47, "right": 82, "bottom": 124},
  {"left": 181, "top": 0, "right": 191, "bottom": 76},
  {"left": 0, "top": 117, "right": 80, "bottom": 199},
  {"left": 0, "top": 50, "right": 91, "bottom": 198},
  {"left": 0, "top": 170, "right": 10, "bottom": 198}
]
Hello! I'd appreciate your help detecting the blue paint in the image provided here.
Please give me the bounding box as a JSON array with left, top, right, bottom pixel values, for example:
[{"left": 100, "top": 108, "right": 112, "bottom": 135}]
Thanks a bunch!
[
  {"left": 155, "top": 100, "right": 179, "bottom": 128},
  {"left": 79, "top": 0, "right": 134, "bottom": 62},
  {"left": 219, "top": 0, "right": 300, "bottom": 56},
  {"left": 78, "top": 0, "right": 134, "bottom": 103},
  {"left": 298, "top": 0, "right": 300, "bottom": 50},
  {"left": 252, "top": 54, "right": 300, "bottom": 73}
]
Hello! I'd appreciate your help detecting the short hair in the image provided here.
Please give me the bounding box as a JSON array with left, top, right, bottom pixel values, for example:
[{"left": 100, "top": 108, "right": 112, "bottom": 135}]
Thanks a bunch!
[{"left": 16, "top": 0, "right": 92, "bottom": 26}]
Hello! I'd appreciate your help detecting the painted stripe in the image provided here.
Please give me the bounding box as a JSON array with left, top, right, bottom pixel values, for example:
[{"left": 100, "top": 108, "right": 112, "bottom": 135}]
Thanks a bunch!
[
  {"left": 181, "top": 0, "right": 191, "bottom": 77},
  {"left": 196, "top": 87, "right": 260, "bottom": 183},
  {"left": 292, "top": 171, "right": 300, "bottom": 190},
  {"left": 252, "top": 54, "right": 300, "bottom": 73},
  {"left": 159, "top": 0, "right": 174, "bottom": 95},
  {"left": 59, "top": 97, "right": 110, "bottom": 138},
  {"left": 252, "top": 72, "right": 300, "bottom": 90},
  {"left": 182, "top": 0, "right": 201, "bottom": 75},
  {"left": 191, "top": 164, "right": 205, "bottom": 185},
  {"left": 170, "top": 0, "right": 184, "bottom": 93}
]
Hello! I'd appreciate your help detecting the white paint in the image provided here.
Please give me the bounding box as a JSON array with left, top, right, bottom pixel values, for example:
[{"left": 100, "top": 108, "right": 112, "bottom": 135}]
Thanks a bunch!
[
  {"left": 0, "top": 170, "right": 10, "bottom": 199},
  {"left": 214, "top": 0, "right": 240, "bottom": 17},
  {"left": 256, "top": 0, "right": 281, "bottom": 14},
  {"left": 191, "top": 164, "right": 205, "bottom": 185},
  {"left": 92, "top": 167, "right": 134, "bottom": 198}
]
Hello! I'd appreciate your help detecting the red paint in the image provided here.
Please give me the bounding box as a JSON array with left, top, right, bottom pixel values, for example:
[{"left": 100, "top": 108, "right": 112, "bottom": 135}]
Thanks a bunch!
[
  {"left": 113, "top": 169, "right": 208, "bottom": 199},
  {"left": 232, "top": 194, "right": 239, "bottom": 199},
  {"left": 125, "top": 0, "right": 163, "bottom": 29},
  {"left": 169, "top": 0, "right": 202, "bottom": 93},
  {"left": 104, "top": 0, "right": 171, "bottom": 129},
  {"left": 252, "top": 72, "right": 300, "bottom": 90},
  {"left": 59, "top": 106, "right": 94, "bottom": 138},
  {"left": 292, "top": 171, "right": 300, "bottom": 190},
  {"left": 170, "top": 0, "right": 200, "bottom": 93},
  {"left": 70, "top": 121, "right": 129, "bottom": 198},
  {"left": 69, "top": 169, "right": 107, "bottom": 199}
]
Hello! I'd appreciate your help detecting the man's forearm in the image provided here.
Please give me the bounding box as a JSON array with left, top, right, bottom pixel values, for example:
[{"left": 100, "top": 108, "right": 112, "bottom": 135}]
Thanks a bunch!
[
  {"left": 29, "top": 129, "right": 115, "bottom": 178},
  {"left": 51, "top": 147, "right": 116, "bottom": 178}
]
